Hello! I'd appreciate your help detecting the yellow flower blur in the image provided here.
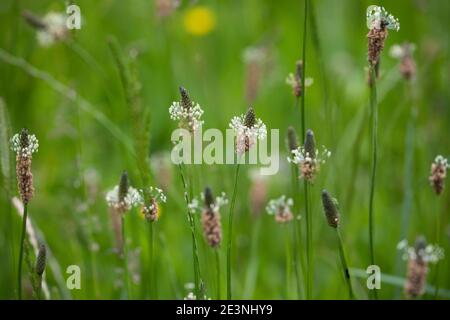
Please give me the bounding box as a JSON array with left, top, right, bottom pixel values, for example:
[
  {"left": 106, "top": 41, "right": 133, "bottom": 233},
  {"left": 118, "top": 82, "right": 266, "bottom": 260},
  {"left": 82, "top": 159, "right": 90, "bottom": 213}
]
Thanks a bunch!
[{"left": 183, "top": 6, "right": 216, "bottom": 36}]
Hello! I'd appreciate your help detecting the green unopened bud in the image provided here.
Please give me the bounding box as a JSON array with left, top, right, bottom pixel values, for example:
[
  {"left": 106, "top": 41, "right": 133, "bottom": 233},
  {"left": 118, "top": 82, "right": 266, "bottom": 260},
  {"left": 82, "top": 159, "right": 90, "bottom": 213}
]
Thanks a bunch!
[
  {"left": 321, "top": 190, "right": 340, "bottom": 228},
  {"left": 35, "top": 244, "right": 47, "bottom": 276}
]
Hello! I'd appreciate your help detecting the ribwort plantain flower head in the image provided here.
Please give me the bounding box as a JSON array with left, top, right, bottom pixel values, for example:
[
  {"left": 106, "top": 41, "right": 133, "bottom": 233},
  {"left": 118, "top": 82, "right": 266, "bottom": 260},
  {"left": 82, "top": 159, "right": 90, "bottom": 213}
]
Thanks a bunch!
[
  {"left": 266, "top": 195, "right": 294, "bottom": 223},
  {"left": 321, "top": 190, "right": 340, "bottom": 228},
  {"left": 366, "top": 5, "right": 400, "bottom": 31},
  {"left": 390, "top": 43, "right": 416, "bottom": 80},
  {"left": 169, "top": 86, "right": 204, "bottom": 133},
  {"left": 229, "top": 107, "right": 267, "bottom": 155},
  {"left": 397, "top": 237, "right": 444, "bottom": 265},
  {"left": 106, "top": 172, "right": 142, "bottom": 214},
  {"left": 285, "top": 60, "right": 313, "bottom": 97},
  {"left": 366, "top": 6, "right": 400, "bottom": 68},
  {"left": 23, "top": 11, "right": 69, "bottom": 47},
  {"left": 11, "top": 129, "right": 39, "bottom": 204},
  {"left": 288, "top": 129, "right": 330, "bottom": 182},
  {"left": 11, "top": 129, "right": 39, "bottom": 158},
  {"left": 201, "top": 187, "right": 227, "bottom": 248},
  {"left": 429, "top": 155, "right": 449, "bottom": 195},
  {"left": 140, "top": 186, "right": 167, "bottom": 222},
  {"left": 399, "top": 236, "right": 444, "bottom": 299}
]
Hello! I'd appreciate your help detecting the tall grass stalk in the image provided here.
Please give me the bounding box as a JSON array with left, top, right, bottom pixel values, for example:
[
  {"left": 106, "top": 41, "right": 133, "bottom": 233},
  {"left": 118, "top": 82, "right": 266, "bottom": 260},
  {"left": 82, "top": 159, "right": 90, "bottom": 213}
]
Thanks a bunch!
[
  {"left": 300, "top": 0, "right": 312, "bottom": 300},
  {"left": 178, "top": 163, "right": 202, "bottom": 298},
  {"left": 284, "top": 227, "right": 292, "bottom": 298},
  {"left": 17, "top": 204, "right": 28, "bottom": 299},
  {"left": 227, "top": 163, "right": 241, "bottom": 300},
  {"left": 368, "top": 66, "right": 378, "bottom": 300},
  {"left": 394, "top": 81, "right": 416, "bottom": 299},
  {"left": 336, "top": 229, "right": 354, "bottom": 299}
]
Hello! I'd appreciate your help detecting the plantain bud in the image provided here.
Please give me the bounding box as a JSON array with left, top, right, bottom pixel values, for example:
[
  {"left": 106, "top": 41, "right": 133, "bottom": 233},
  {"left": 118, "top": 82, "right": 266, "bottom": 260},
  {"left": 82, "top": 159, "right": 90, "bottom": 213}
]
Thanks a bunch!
[{"left": 321, "top": 190, "right": 340, "bottom": 228}]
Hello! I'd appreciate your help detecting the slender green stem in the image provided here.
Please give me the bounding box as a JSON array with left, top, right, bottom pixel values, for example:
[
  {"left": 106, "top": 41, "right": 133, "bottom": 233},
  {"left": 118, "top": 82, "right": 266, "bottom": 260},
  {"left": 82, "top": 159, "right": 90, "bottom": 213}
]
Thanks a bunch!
[
  {"left": 148, "top": 221, "right": 154, "bottom": 299},
  {"left": 300, "top": 0, "right": 308, "bottom": 142},
  {"left": 36, "top": 276, "right": 42, "bottom": 300},
  {"left": 17, "top": 203, "right": 28, "bottom": 300},
  {"left": 368, "top": 66, "right": 378, "bottom": 300},
  {"left": 304, "top": 181, "right": 312, "bottom": 299},
  {"left": 336, "top": 229, "right": 354, "bottom": 300},
  {"left": 178, "top": 163, "right": 202, "bottom": 298},
  {"left": 433, "top": 200, "right": 441, "bottom": 299},
  {"left": 290, "top": 163, "right": 303, "bottom": 298},
  {"left": 121, "top": 215, "right": 130, "bottom": 299},
  {"left": 227, "top": 163, "right": 241, "bottom": 300},
  {"left": 285, "top": 227, "right": 292, "bottom": 299},
  {"left": 215, "top": 249, "right": 221, "bottom": 300}
]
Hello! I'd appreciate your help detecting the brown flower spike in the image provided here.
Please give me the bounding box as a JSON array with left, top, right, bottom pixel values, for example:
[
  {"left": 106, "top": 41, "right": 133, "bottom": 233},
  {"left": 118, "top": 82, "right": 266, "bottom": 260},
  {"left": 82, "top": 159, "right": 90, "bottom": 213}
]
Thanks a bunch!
[
  {"left": 366, "top": 6, "right": 400, "bottom": 83},
  {"left": 201, "top": 187, "right": 223, "bottom": 248},
  {"left": 404, "top": 237, "right": 427, "bottom": 299},
  {"left": 11, "top": 129, "right": 39, "bottom": 204},
  {"left": 429, "top": 155, "right": 448, "bottom": 195}
]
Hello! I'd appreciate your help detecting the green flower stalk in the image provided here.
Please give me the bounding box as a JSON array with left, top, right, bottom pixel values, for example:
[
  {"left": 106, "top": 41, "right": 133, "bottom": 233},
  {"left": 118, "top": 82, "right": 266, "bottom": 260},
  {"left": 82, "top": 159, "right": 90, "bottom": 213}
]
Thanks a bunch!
[
  {"left": 366, "top": 5, "right": 399, "bottom": 299},
  {"left": 321, "top": 190, "right": 354, "bottom": 299},
  {"left": 106, "top": 171, "right": 141, "bottom": 298},
  {"left": 11, "top": 128, "right": 39, "bottom": 300},
  {"left": 227, "top": 107, "right": 266, "bottom": 299}
]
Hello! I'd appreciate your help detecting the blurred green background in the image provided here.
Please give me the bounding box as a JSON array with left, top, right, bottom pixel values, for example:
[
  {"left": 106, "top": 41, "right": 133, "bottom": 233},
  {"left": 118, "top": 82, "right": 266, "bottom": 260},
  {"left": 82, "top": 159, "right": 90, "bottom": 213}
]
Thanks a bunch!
[{"left": 0, "top": 0, "right": 449, "bottom": 299}]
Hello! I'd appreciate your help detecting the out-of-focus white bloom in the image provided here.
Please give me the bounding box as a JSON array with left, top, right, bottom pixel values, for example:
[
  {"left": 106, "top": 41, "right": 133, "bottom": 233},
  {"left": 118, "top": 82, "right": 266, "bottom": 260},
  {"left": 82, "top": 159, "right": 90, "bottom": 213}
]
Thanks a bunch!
[
  {"left": 397, "top": 239, "right": 445, "bottom": 264},
  {"left": 433, "top": 155, "right": 449, "bottom": 169},
  {"left": 390, "top": 43, "right": 416, "bottom": 59},
  {"left": 106, "top": 185, "right": 142, "bottom": 212},
  {"left": 188, "top": 197, "right": 200, "bottom": 214},
  {"left": 366, "top": 5, "right": 400, "bottom": 31},
  {"left": 266, "top": 195, "right": 294, "bottom": 223},
  {"left": 37, "top": 12, "right": 68, "bottom": 47},
  {"left": 202, "top": 191, "right": 228, "bottom": 213},
  {"left": 285, "top": 74, "right": 314, "bottom": 88},
  {"left": 266, "top": 195, "right": 293, "bottom": 216},
  {"left": 10, "top": 132, "right": 39, "bottom": 157}
]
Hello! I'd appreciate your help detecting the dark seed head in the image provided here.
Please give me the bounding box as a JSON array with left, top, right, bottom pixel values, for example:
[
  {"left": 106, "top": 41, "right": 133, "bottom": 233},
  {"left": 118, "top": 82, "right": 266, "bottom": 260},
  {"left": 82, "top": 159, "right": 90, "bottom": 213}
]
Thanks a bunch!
[
  {"left": 118, "top": 171, "right": 129, "bottom": 202},
  {"left": 22, "top": 10, "right": 47, "bottom": 30},
  {"left": 204, "top": 186, "right": 215, "bottom": 209},
  {"left": 414, "top": 236, "right": 426, "bottom": 254},
  {"left": 304, "top": 129, "right": 316, "bottom": 159},
  {"left": 179, "top": 86, "right": 192, "bottom": 110},
  {"left": 287, "top": 126, "right": 299, "bottom": 151},
  {"left": 244, "top": 107, "right": 256, "bottom": 128},
  {"left": 295, "top": 60, "right": 303, "bottom": 80},
  {"left": 19, "top": 128, "right": 29, "bottom": 150},
  {"left": 35, "top": 244, "right": 47, "bottom": 276},
  {"left": 321, "top": 190, "right": 340, "bottom": 228}
]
